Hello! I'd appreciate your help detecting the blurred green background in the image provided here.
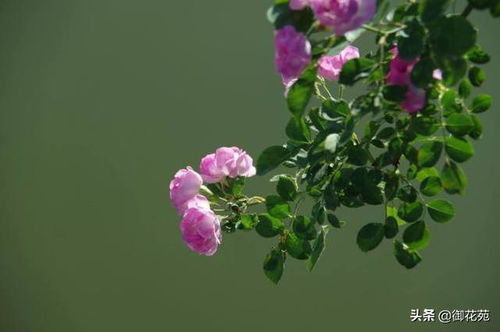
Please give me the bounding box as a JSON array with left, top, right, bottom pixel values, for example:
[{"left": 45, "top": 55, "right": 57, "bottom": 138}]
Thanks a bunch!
[{"left": 0, "top": 1, "right": 499, "bottom": 331}]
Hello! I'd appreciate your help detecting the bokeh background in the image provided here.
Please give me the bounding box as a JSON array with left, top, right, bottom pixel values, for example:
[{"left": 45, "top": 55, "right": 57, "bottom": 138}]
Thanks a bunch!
[{"left": 0, "top": 1, "right": 499, "bottom": 331}]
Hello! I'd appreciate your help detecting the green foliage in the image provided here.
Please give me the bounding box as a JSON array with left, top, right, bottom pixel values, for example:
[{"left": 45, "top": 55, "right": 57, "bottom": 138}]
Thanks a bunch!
[{"left": 199, "top": 1, "right": 498, "bottom": 283}]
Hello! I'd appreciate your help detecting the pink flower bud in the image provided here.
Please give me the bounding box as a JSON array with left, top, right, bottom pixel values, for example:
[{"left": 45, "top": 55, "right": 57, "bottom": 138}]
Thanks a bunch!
[
  {"left": 290, "top": 0, "right": 310, "bottom": 10},
  {"left": 180, "top": 208, "right": 222, "bottom": 256},
  {"left": 275, "top": 26, "right": 312, "bottom": 82},
  {"left": 169, "top": 167, "right": 203, "bottom": 213},
  {"left": 318, "top": 45, "right": 360, "bottom": 81},
  {"left": 310, "top": 0, "right": 377, "bottom": 35}
]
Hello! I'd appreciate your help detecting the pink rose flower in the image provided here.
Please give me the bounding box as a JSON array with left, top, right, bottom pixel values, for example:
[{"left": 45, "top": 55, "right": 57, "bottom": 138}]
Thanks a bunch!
[
  {"left": 310, "top": 0, "right": 377, "bottom": 35},
  {"left": 199, "top": 153, "right": 225, "bottom": 184},
  {"left": 290, "top": 0, "right": 310, "bottom": 10},
  {"left": 386, "top": 47, "right": 426, "bottom": 114},
  {"left": 318, "top": 45, "right": 360, "bottom": 81},
  {"left": 275, "top": 26, "right": 312, "bottom": 82},
  {"left": 169, "top": 167, "right": 203, "bottom": 213},
  {"left": 176, "top": 194, "right": 211, "bottom": 216},
  {"left": 180, "top": 208, "right": 222, "bottom": 256},
  {"left": 199, "top": 147, "right": 256, "bottom": 184}
]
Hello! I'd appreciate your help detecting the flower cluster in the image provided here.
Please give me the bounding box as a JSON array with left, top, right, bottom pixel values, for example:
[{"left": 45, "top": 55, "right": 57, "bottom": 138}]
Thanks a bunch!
[
  {"left": 170, "top": 147, "right": 256, "bottom": 256},
  {"left": 290, "top": 0, "right": 376, "bottom": 35}
]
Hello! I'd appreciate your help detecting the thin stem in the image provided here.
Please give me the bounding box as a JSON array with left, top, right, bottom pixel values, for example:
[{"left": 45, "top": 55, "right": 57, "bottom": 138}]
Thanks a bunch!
[
  {"left": 462, "top": 4, "right": 473, "bottom": 18},
  {"left": 339, "top": 85, "right": 345, "bottom": 99}
]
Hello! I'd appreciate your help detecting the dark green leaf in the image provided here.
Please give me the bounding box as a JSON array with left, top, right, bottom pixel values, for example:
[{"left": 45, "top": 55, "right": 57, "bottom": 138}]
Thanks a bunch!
[
  {"left": 420, "top": 0, "right": 450, "bottom": 23},
  {"left": 339, "top": 57, "right": 376, "bottom": 86},
  {"left": 471, "top": 94, "right": 493, "bottom": 113},
  {"left": 266, "top": 195, "right": 291, "bottom": 218},
  {"left": 384, "top": 216, "right": 399, "bottom": 239},
  {"left": 287, "top": 67, "right": 317, "bottom": 117},
  {"left": 286, "top": 117, "right": 312, "bottom": 143},
  {"left": 469, "top": 114, "right": 483, "bottom": 139},
  {"left": 445, "top": 113, "right": 474, "bottom": 137},
  {"left": 469, "top": 66, "right": 486, "bottom": 87},
  {"left": 411, "top": 57, "right": 435, "bottom": 88},
  {"left": 398, "top": 202, "right": 424, "bottom": 223},
  {"left": 257, "top": 146, "right": 291, "bottom": 176},
  {"left": 403, "top": 221, "right": 431, "bottom": 250},
  {"left": 397, "top": 185, "right": 418, "bottom": 203},
  {"left": 307, "top": 227, "right": 328, "bottom": 271},
  {"left": 398, "top": 19, "right": 425, "bottom": 60},
  {"left": 285, "top": 232, "right": 312, "bottom": 260},
  {"left": 394, "top": 240, "right": 422, "bottom": 269},
  {"left": 441, "top": 161, "right": 468, "bottom": 195},
  {"left": 466, "top": 44, "right": 491, "bottom": 64},
  {"left": 357, "top": 223, "right": 385, "bottom": 252},
  {"left": 327, "top": 213, "right": 345, "bottom": 228},
  {"left": 429, "top": 15, "right": 477, "bottom": 56},
  {"left": 418, "top": 141, "right": 443, "bottom": 167},
  {"left": 256, "top": 214, "right": 284, "bottom": 238},
  {"left": 276, "top": 176, "right": 298, "bottom": 201},
  {"left": 263, "top": 248, "right": 285, "bottom": 284},
  {"left": 293, "top": 216, "right": 316, "bottom": 240},
  {"left": 420, "top": 176, "right": 442, "bottom": 197}
]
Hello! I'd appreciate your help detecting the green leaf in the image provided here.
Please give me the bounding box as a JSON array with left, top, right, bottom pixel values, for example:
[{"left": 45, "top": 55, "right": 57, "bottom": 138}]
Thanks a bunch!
[
  {"left": 266, "top": 195, "right": 291, "bottom": 218},
  {"left": 466, "top": 44, "right": 491, "bottom": 64},
  {"left": 263, "top": 248, "right": 285, "bottom": 284},
  {"left": 321, "top": 99, "right": 350, "bottom": 118},
  {"left": 383, "top": 85, "right": 408, "bottom": 103},
  {"left": 420, "top": 176, "right": 443, "bottom": 196},
  {"left": 286, "top": 117, "right": 312, "bottom": 143},
  {"left": 420, "top": 0, "right": 450, "bottom": 23},
  {"left": 236, "top": 214, "right": 258, "bottom": 230},
  {"left": 468, "top": 0, "right": 494, "bottom": 10},
  {"left": 469, "top": 66, "right": 486, "bottom": 87},
  {"left": 397, "top": 185, "right": 418, "bottom": 203},
  {"left": 411, "top": 57, "right": 435, "bottom": 88},
  {"left": 327, "top": 213, "right": 345, "bottom": 228},
  {"left": 384, "top": 216, "right": 399, "bottom": 239},
  {"left": 257, "top": 146, "right": 291, "bottom": 176},
  {"left": 285, "top": 232, "right": 312, "bottom": 260},
  {"left": 398, "top": 202, "right": 424, "bottom": 223},
  {"left": 471, "top": 94, "right": 493, "bottom": 113},
  {"left": 256, "top": 214, "right": 284, "bottom": 238},
  {"left": 276, "top": 176, "right": 298, "bottom": 201},
  {"left": 403, "top": 221, "right": 431, "bottom": 251},
  {"left": 398, "top": 19, "right": 425, "bottom": 60},
  {"left": 458, "top": 79, "right": 472, "bottom": 99},
  {"left": 441, "top": 161, "right": 468, "bottom": 195},
  {"left": 339, "top": 57, "right": 376, "bottom": 86},
  {"left": 394, "top": 240, "right": 422, "bottom": 269},
  {"left": 469, "top": 114, "right": 483, "bottom": 139},
  {"left": 437, "top": 57, "right": 467, "bottom": 87},
  {"left": 293, "top": 216, "right": 316, "bottom": 240},
  {"left": 418, "top": 141, "right": 443, "bottom": 167},
  {"left": 267, "top": 4, "right": 314, "bottom": 33},
  {"left": 429, "top": 15, "right": 477, "bottom": 56},
  {"left": 441, "top": 89, "right": 462, "bottom": 115},
  {"left": 427, "top": 199, "right": 455, "bottom": 223},
  {"left": 307, "top": 227, "right": 328, "bottom": 271},
  {"left": 357, "top": 223, "right": 385, "bottom": 252},
  {"left": 312, "top": 201, "right": 326, "bottom": 225},
  {"left": 445, "top": 137, "right": 474, "bottom": 163},
  {"left": 347, "top": 145, "right": 369, "bottom": 166},
  {"left": 287, "top": 67, "right": 317, "bottom": 117},
  {"left": 445, "top": 113, "right": 474, "bottom": 137},
  {"left": 387, "top": 205, "right": 407, "bottom": 226},
  {"left": 416, "top": 167, "right": 439, "bottom": 181}
]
